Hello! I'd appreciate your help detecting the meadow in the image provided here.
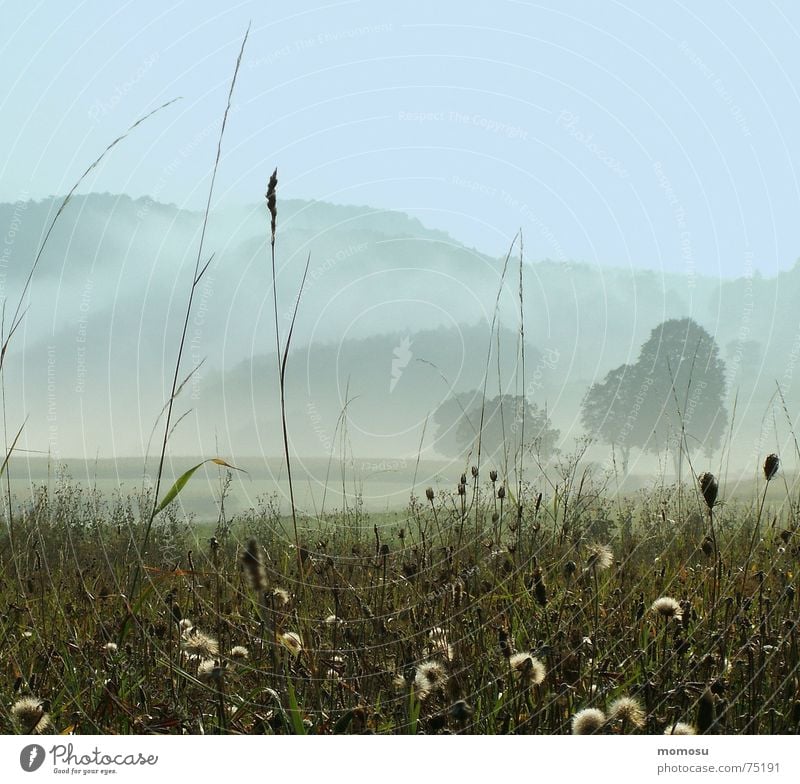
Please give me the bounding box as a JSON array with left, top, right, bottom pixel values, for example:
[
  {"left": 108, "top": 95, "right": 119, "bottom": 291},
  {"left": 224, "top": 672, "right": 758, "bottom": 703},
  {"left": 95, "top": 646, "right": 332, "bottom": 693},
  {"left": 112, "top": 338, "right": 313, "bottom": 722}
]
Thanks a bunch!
[{"left": 0, "top": 457, "right": 798, "bottom": 735}]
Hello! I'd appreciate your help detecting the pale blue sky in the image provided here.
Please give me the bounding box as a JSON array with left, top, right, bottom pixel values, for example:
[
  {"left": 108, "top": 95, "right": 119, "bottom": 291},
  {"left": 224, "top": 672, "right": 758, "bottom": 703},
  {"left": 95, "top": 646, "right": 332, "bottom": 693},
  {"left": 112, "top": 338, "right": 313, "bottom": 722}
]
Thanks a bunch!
[{"left": 2, "top": 0, "right": 799, "bottom": 277}]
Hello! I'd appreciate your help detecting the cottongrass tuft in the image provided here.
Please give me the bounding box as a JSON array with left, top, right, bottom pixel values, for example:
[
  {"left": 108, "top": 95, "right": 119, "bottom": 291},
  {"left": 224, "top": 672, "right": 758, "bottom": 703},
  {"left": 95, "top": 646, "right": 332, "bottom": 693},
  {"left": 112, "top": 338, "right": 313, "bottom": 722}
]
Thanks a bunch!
[
  {"left": 572, "top": 707, "right": 606, "bottom": 735},
  {"left": 586, "top": 543, "right": 613, "bottom": 571},
  {"left": 509, "top": 652, "right": 546, "bottom": 686},
  {"left": 664, "top": 721, "right": 697, "bottom": 735},
  {"left": 182, "top": 629, "right": 219, "bottom": 659},
  {"left": 651, "top": 596, "right": 682, "bottom": 621},
  {"left": 12, "top": 697, "right": 52, "bottom": 734},
  {"left": 608, "top": 696, "right": 645, "bottom": 729}
]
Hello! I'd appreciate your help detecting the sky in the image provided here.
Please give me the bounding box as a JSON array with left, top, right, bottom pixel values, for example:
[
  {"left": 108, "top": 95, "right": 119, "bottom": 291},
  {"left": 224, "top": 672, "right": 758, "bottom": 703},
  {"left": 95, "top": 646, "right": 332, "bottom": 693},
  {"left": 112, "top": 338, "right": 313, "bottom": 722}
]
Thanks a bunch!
[{"left": 2, "top": 0, "right": 800, "bottom": 279}]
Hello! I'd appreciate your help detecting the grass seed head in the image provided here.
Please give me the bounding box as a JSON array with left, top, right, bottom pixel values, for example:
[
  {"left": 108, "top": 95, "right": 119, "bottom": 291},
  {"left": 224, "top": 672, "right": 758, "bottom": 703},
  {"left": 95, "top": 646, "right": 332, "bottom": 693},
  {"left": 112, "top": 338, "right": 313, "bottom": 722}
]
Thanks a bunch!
[
  {"left": 266, "top": 168, "right": 278, "bottom": 242},
  {"left": 698, "top": 472, "right": 718, "bottom": 509},
  {"left": 241, "top": 538, "right": 266, "bottom": 593},
  {"left": 764, "top": 453, "right": 780, "bottom": 481}
]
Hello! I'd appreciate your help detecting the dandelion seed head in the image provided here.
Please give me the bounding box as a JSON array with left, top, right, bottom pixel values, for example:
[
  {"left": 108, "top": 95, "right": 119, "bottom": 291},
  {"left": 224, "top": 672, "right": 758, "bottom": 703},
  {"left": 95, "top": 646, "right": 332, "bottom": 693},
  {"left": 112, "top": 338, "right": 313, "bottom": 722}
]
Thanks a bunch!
[
  {"left": 414, "top": 660, "right": 447, "bottom": 697},
  {"left": 651, "top": 596, "right": 682, "bottom": 620},
  {"left": 11, "top": 697, "right": 51, "bottom": 734},
  {"left": 587, "top": 543, "right": 613, "bottom": 571},
  {"left": 664, "top": 722, "right": 697, "bottom": 735},
  {"left": 272, "top": 587, "right": 290, "bottom": 606},
  {"left": 572, "top": 707, "right": 606, "bottom": 735},
  {"left": 279, "top": 631, "right": 303, "bottom": 657},
  {"left": 608, "top": 696, "right": 645, "bottom": 728},
  {"left": 182, "top": 629, "right": 219, "bottom": 659},
  {"left": 509, "top": 652, "right": 546, "bottom": 686}
]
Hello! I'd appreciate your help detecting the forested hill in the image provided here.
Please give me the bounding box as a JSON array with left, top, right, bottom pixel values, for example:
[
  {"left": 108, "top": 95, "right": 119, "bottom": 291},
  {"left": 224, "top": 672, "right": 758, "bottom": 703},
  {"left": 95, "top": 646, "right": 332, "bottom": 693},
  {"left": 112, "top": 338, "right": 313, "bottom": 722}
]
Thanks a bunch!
[{"left": 0, "top": 193, "right": 796, "bottom": 462}]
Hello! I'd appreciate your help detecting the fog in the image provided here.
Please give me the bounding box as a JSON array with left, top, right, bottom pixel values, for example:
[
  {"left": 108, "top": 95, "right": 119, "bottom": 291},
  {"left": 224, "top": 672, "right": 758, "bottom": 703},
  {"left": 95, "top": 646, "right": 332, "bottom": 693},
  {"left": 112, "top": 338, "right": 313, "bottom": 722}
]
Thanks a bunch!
[{"left": 1, "top": 191, "right": 797, "bottom": 504}]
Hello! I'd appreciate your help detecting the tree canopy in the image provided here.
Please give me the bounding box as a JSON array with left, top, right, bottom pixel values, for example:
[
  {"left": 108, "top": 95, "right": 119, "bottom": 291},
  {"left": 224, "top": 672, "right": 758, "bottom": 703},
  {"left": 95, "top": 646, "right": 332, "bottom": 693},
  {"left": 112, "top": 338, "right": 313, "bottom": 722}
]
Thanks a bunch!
[
  {"left": 581, "top": 318, "right": 727, "bottom": 471},
  {"left": 433, "top": 392, "right": 560, "bottom": 463}
]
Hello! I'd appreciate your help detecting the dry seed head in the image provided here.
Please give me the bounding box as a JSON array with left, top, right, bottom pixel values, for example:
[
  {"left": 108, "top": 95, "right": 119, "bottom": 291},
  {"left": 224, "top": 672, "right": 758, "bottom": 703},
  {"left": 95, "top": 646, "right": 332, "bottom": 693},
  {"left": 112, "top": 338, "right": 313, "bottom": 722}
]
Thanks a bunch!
[
  {"left": 449, "top": 699, "right": 474, "bottom": 722},
  {"left": 497, "top": 485, "right": 506, "bottom": 500},
  {"left": 572, "top": 707, "right": 606, "bottom": 735},
  {"left": 698, "top": 472, "right": 718, "bottom": 509},
  {"left": 764, "top": 453, "right": 780, "bottom": 482},
  {"left": 197, "top": 659, "right": 219, "bottom": 683},
  {"left": 587, "top": 543, "right": 613, "bottom": 571},
  {"left": 651, "top": 596, "right": 682, "bottom": 621},
  {"left": 182, "top": 629, "right": 219, "bottom": 659},
  {"left": 11, "top": 697, "right": 51, "bottom": 734},
  {"left": 608, "top": 696, "right": 645, "bottom": 729},
  {"left": 103, "top": 642, "right": 118, "bottom": 655},
  {"left": 532, "top": 566, "right": 547, "bottom": 607},
  {"left": 664, "top": 722, "right": 697, "bottom": 735},
  {"left": 279, "top": 631, "right": 303, "bottom": 657},
  {"left": 414, "top": 660, "right": 447, "bottom": 699},
  {"left": 489, "top": 470, "right": 498, "bottom": 483},
  {"left": 425, "top": 487, "right": 434, "bottom": 501},
  {"left": 229, "top": 645, "right": 249, "bottom": 661},
  {"left": 266, "top": 168, "right": 278, "bottom": 242},
  {"left": 509, "top": 652, "right": 546, "bottom": 686},
  {"left": 241, "top": 538, "right": 266, "bottom": 593},
  {"left": 272, "top": 587, "right": 290, "bottom": 607}
]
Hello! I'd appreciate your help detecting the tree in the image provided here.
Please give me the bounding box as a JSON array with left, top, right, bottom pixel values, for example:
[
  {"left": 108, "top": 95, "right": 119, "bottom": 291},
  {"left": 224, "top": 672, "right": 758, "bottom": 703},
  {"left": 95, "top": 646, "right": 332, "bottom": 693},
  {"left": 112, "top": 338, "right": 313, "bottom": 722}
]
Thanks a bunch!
[
  {"left": 581, "top": 318, "right": 727, "bottom": 473},
  {"left": 581, "top": 364, "right": 638, "bottom": 472},
  {"left": 433, "top": 392, "right": 560, "bottom": 463}
]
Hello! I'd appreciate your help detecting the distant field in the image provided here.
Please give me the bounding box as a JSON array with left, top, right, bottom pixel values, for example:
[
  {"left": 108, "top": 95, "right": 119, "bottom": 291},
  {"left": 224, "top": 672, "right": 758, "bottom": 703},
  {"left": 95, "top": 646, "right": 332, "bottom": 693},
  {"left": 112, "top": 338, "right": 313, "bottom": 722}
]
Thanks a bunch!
[{"left": 7, "top": 455, "right": 799, "bottom": 521}]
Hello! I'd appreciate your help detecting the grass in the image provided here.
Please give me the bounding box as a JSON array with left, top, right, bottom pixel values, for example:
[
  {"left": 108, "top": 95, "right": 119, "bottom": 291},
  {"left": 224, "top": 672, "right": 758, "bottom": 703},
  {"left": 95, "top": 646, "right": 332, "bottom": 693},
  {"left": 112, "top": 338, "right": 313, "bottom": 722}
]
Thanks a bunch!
[{"left": 0, "top": 466, "right": 798, "bottom": 735}]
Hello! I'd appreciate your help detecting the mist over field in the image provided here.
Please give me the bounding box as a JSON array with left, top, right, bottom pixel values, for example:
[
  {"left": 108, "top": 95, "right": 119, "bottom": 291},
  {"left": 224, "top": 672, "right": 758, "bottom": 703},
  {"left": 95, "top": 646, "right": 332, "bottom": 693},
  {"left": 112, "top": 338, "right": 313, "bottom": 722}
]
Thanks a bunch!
[{"left": 2, "top": 192, "right": 799, "bottom": 509}]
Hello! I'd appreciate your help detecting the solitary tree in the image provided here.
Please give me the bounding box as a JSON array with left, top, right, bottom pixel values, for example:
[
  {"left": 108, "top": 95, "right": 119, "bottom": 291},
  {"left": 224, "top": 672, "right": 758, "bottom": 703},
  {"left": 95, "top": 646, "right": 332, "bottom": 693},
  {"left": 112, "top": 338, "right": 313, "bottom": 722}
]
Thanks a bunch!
[
  {"left": 581, "top": 318, "right": 727, "bottom": 473},
  {"left": 434, "top": 392, "right": 559, "bottom": 463},
  {"left": 581, "top": 363, "right": 639, "bottom": 473}
]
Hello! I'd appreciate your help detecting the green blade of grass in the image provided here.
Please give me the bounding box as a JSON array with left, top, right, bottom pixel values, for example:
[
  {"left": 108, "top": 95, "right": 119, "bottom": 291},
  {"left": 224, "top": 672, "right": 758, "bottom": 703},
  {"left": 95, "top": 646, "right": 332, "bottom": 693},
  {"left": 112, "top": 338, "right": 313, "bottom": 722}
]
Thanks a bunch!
[{"left": 154, "top": 458, "right": 243, "bottom": 516}]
